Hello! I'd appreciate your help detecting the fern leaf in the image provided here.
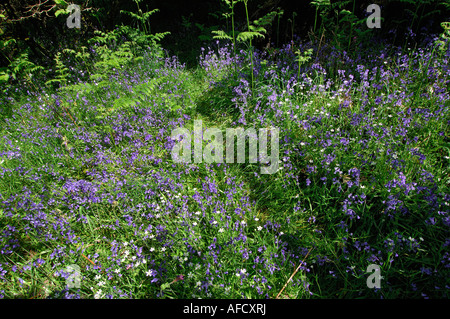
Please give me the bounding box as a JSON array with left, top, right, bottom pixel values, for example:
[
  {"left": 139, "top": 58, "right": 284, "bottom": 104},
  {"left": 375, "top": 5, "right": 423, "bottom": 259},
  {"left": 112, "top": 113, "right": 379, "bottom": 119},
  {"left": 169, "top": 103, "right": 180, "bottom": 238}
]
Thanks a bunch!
[
  {"left": 212, "top": 30, "right": 233, "bottom": 41},
  {"left": 236, "top": 31, "right": 265, "bottom": 42},
  {"left": 253, "top": 11, "right": 278, "bottom": 27}
]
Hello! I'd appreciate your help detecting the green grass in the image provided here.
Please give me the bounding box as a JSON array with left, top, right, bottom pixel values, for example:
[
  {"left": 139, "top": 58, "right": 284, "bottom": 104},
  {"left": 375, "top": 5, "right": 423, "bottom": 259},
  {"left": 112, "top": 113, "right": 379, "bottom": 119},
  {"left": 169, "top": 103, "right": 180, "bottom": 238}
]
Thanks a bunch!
[{"left": 0, "top": 32, "right": 449, "bottom": 299}]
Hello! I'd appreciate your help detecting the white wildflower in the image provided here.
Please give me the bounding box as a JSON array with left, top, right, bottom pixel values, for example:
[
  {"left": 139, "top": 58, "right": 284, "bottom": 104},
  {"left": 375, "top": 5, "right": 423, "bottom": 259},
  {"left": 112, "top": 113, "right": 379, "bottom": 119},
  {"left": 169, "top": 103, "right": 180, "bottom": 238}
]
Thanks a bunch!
[{"left": 94, "top": 289, "right": 103, "bottom": 299}]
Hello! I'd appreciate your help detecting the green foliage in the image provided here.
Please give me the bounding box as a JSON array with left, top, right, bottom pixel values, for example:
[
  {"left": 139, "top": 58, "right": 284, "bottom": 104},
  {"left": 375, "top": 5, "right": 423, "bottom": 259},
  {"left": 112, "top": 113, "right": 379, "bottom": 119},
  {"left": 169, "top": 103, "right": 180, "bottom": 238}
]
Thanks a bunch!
[
  {"left": 310, "top": 0, "right": 330, "bottom": 34},
  {"left": 287, "top": 11, "right": 297, "bottom": 43},
  {"left": 211, "top": 29, "right": 232, "bottom": 41},
  {"left": 120, "top": 0, "right": 162, "bottom": 37},
  {"left": 213, "top": 3, "right": 278, "bottom": 45},
  {"left": 213, "top": 1, "right": 280, "bottom": 93},
  {"left": 89, "top": 30, "right": 135, "bottom": 75},
  {"left": 1, "top": 7, "right": 449, "bottom": 298},
  {"left": 54, "top": 8, "right": 70, "bottom": 17},
  {"left": 310, "top": 0, "right": 379, "bottom": 54},
  {"left": 0, "top": 52, "right": 43, "bottom": 86},
  {"left": 84, "top": 25, "right": 166, "bottom": 82},
  {"left": 295, "top": 48, "right": 313, "bottom": 79},
  {"left": 45, "top": 51, "right": 69, "bottom": 87},
  {"left": 195, "top": 23, "right": 216, "bottom": 42},
  {"left": 53, "top": 0, "right": 69, "bottom": 5},
  {"left": 212, "top": 0, "right": 239, "bottom": 54},
  {"left": 435, "top": 21, "right": 450, "bottom": 53},
  {"left": 0, "top": 29, "right": 44, "bottom": 88}
]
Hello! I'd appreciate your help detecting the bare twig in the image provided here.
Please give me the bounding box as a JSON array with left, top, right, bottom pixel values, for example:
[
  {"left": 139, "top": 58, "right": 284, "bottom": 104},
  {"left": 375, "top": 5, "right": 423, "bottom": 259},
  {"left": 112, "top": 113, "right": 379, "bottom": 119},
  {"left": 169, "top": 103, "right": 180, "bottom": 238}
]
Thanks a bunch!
[
  {"left": 276, "top": 247, "right": 313, "bottom": 299},
  {"left": 9, "top": 0, "right": 95, "bottom": 22},
  {"left": 10, "top": 0, "right": 57, "bottom": 21}
]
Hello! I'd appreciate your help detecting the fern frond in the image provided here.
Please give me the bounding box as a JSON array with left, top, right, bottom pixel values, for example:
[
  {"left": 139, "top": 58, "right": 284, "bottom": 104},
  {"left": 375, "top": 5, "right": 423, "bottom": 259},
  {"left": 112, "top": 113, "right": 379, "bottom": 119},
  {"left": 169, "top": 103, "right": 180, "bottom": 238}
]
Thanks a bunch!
[
  {"left": 120, "top": 10, "right": 145, "bottom": 22},
  {"left": 253, "top": 11, "right": 278, "bottom": 27},
  {"left": 236, "top": 31, "right": 265, "bottom": 42},
  {"left": 212, "top": 30, "right": 233, "bottom": 41},
  {"left": 248, "top": 25, "right": 267, "bottom": 34},
  {"left": 142, "top": 8, "right": 160, "bottom": 20}
]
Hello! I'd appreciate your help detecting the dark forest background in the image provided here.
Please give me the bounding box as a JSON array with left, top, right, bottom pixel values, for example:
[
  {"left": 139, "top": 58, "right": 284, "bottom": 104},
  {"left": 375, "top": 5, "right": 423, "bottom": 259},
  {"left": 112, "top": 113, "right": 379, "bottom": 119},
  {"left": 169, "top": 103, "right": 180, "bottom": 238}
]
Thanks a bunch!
[{"left": 0, "top": 0, "right": 449, "bottom": 75}]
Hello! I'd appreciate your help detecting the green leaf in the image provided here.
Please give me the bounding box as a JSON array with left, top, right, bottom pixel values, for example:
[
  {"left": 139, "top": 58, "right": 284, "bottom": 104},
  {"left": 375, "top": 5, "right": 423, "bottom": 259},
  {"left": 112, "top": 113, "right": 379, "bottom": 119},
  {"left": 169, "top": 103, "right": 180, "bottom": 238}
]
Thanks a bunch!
[
  {"left": 253, "top": 11, "right": 278, "bottom": 27},
  {"left": 55, "top": 9, "right": 69, "bottom": 17},
  {"left": 236, "top": 31, "right": 265, "bottom": 42},
  {"left": 0, "top": 72, "right": 9, "bottom": 82},
  {"left": 249, "top": 25, "right": 267, "bottom": 34},
  {"left": 160, "top": 283, "right": 171, "bottom": 290},
  {"left": 54, "top": 0, "right": 68, "bottom": 5},
  {"left": 212, "top": 30, "right": 232, "bottom": 41},
  {"left": 4, "top": 39, "right": 16, "bottom": 47}
]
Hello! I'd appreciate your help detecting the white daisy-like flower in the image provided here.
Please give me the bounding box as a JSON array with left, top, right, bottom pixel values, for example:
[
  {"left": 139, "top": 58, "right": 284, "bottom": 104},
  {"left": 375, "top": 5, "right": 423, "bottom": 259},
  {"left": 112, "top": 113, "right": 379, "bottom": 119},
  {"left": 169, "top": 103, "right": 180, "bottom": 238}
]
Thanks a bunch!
[
  {"left": 257, "top": 226, "right": 262, "bottom": 231},
  {"left": 94, "top": 289, "right": 103, "bottom": 299},
  {"left": 218, "top": 228, "right": 224, "bottom": 233}
]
